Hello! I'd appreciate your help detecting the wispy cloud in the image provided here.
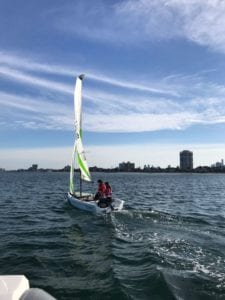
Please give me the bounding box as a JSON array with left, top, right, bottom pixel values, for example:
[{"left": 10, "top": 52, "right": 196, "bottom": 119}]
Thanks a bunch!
[
  {"left": 1, "top": 51, "right": 225, "bottom": 132},
  {"left": 0, "top": 51, "right": 177, "bottom": 96},
  {"left": 0, "top": 91, "right": 72, "bottom": 130},
  {"left": 48, "top": 0, "right": 225, "bottom": 53},
  {"left": 0, "top": 65, "right": 72, "bottom": 95},
  {"left": 84, "top": 110, "right": 225, "bottom": 133}
]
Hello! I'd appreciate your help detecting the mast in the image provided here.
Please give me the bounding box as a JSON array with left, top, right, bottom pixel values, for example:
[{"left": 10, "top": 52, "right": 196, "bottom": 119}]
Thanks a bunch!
[
  {"left": 78, "top": 74, "right": 84, "bottom": 197},
  {"left": 80, "top": 170, "right": 82, "bottom": 197},
  {"left": 78, "top": 74, "right": 84, "bottom": 198}
]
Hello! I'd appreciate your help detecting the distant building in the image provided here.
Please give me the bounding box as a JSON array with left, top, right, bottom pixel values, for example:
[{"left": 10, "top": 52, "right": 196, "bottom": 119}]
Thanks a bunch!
[
  {"left": 0, "top": 168, "right": 5, "bottom": 172},
  {"left": 211, "top": 159, "right": 224, "bottom": 168},
  {"left": 180, "top": 150, "right": 193, "bottom": 170},
  {"left": 62, "top": 165, "right": 71, "bottom": 172},
  {"left": 28, "top": 164, "right": 38, "bottom": 171},
  {"left": 119, "top": 161, "right": 135, "bottom": 172}
]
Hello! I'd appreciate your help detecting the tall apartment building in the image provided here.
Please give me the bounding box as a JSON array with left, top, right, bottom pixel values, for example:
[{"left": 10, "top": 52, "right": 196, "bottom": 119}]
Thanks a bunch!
[{"left": 180, "top": 150, "right": 193, "bottom": 170}]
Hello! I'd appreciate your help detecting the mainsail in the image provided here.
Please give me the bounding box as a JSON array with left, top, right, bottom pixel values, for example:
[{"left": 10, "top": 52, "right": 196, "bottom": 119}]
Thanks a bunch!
[{"left": 69, "top": 75, "right": 91, "bottom": 194}]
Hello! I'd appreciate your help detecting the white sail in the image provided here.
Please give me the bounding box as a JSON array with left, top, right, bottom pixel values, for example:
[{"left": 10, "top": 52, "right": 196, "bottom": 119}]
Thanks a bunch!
[
  {"left": 69, "top": 75, "right": 91, "bottom": 194},
  {"left": 67, "top": 75, "right": 124, "bottom": 213}
]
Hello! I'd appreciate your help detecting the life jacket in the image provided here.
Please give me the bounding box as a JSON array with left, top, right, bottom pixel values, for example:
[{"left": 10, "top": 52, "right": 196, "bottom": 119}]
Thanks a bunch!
[
  {"left": 98, "top": 183, "right": 106, "bottom": 197},
  {"left": 105, "top": 186, "right": 112, "bottom": 198}
]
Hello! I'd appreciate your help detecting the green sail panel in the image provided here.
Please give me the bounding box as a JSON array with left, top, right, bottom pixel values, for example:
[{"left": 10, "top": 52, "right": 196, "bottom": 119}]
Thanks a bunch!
[{"left": 76, "top": 139, "right": 91, "bottom": 182}]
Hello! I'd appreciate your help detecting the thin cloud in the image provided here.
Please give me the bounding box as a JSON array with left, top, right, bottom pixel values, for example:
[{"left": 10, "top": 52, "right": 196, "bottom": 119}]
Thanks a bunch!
[
  {"left": 0, "top": 91, "right": 66, "bottom": 112},
  {"left": 0, "top": 51, "right": 177, "bottom": 96},
  {"left": 2, "top": 93, "right": 225, "bottom": 132},
  {"left": 0, "top": 65, "right": 72, "bottom": 95},
  {"left": 84, "top": 111, "right": 225, "bottom": 133},
  {"left": 0, "top": 91, "right": 72, "bottom": 130},
  {"left": 49, "top": 0, "right": 225, "bottom": 53},
  {"left": 1, "top": 52, "right": 225, "bottom": 132}
]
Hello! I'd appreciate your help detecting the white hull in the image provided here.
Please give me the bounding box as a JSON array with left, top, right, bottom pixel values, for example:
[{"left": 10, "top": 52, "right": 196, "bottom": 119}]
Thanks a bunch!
[
  {"left": 67, "top": 192, "right": 124, "bottom": 214},
  {"left": 0, "top": 275, "right": 55, "bottom": 299}
]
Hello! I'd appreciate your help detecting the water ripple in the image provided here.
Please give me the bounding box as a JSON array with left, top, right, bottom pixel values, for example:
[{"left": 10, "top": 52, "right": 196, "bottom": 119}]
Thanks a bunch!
[{"left": 1, "top": 172, "right": 225, "bottom": 299}]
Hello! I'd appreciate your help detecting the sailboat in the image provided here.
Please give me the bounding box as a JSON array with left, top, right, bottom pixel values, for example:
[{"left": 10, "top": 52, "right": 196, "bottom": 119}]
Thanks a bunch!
[{"left": 67, "top": 75, "right": 124, "bottom": 213}]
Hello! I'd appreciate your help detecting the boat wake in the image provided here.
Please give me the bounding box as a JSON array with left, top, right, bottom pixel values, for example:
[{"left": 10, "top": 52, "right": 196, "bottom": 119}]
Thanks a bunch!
[{"left": 109, "top": 207, "right": 225, "bottom": 299}]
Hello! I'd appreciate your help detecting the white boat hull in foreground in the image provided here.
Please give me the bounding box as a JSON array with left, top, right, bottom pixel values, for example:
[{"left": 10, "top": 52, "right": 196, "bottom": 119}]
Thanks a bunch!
[
  {"left": 67, "top": 192, "right": 124, "bottom": 214},
  {"left": 0, "top": 275, "right": 55, "bottom": 299}
]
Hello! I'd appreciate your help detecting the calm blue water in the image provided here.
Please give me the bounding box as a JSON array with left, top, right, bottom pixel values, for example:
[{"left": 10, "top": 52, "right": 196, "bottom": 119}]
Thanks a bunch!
[{"left": 0, "top": 172, "right": 225, "bottom": 299}]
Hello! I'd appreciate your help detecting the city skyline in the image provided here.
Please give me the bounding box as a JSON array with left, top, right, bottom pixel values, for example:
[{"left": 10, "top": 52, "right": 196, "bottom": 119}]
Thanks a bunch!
[
  {"left": 2, "top": 152, "right": 225, "bottom": 172},
  {"left": 1, "top": 1, "right": 225, "bottom": 169},
  {"left": 1, "top": 146, "right": 224, "bottom": 171}
]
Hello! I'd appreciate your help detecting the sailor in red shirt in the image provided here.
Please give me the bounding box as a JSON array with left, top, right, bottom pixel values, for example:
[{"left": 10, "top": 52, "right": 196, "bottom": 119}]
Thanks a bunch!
[
  {"left": 105, "top": 182, "right": 112, "bottom": 200},
  {"left": 94, "top": 179, "right": 106, "bottom": 200}
]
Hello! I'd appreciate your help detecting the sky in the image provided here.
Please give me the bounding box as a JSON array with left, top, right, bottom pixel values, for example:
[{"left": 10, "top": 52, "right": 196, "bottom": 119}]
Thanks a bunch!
[{"left": 1, "top": 0, "right": 225, "bottom": 170}]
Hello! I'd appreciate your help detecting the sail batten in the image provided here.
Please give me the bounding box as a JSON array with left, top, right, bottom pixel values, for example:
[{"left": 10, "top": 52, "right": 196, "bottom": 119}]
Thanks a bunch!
[{"left": 70, "top": 75, "right": 91, "bottom": 194}]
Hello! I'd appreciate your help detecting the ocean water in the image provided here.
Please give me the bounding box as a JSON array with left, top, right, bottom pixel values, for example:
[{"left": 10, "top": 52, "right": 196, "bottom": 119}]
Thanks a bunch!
[{"left": 0, "top": 172, "right": 225, "bottom": 300}]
